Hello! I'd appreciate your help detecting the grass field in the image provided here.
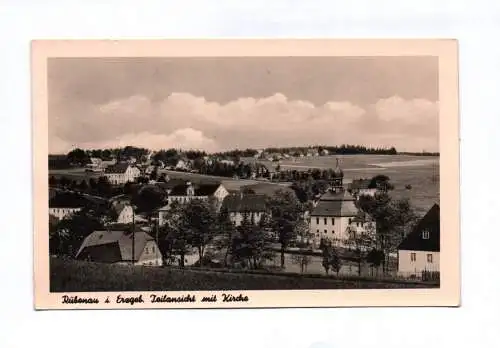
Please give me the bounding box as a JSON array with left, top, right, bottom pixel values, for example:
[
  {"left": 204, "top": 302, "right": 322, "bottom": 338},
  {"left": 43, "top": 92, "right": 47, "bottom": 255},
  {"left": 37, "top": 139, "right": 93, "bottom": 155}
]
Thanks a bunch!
[
  {"left": 50, "top": 258, "right": 437, "bottom": 292},
  {"left": 244, "top": 155, "right": 439, "bottom": 215}
]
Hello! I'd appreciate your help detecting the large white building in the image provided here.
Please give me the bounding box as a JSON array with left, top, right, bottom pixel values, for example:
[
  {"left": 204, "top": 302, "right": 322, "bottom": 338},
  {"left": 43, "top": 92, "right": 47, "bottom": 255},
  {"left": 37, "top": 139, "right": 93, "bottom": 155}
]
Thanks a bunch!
[
  {"left": 103, "top": 163, "right": 141, "bottom": 185},
  {"left": 48, "top": 192, "right": 86, "bottom": 220},
  {"left": 309, "top": 190, "right": 375, "bottom": 247},
  {"left": 398, "top": 204, "right": 440, "bottom": 276}
]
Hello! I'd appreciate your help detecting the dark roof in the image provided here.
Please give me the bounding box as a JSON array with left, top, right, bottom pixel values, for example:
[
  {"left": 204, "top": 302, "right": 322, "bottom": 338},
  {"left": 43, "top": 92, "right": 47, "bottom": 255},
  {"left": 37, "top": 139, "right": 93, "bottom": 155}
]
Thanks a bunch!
[
  {"left": 169, "top": 183, "right": 221, "bottom": 196},
  {"left": 49, "top": 193, "right": 88, "bottom": 208},
  {"left": 398, "top": 204, "right": 440, "bottom": 252},
  {"left": 156, "top": 179, "right": 187, "bottom": 190},
  {"left": 310, "top": 190, "right": 358, "bottom": 217},
  {"left": 221, "top": 194, "right": 267, "bottom": 212},
  {"left": 76, "top": 230, "right": 155, "bottom": 262},
  {"left": 104, "top": 163, "right": 131, "bottom": 174}
]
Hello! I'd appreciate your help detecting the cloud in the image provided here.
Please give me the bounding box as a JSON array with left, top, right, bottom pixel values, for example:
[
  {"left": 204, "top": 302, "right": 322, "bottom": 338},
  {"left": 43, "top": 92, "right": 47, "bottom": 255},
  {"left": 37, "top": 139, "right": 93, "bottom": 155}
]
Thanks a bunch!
[{"left": 49, "top": 93, "right": 439, "bottom": 153}]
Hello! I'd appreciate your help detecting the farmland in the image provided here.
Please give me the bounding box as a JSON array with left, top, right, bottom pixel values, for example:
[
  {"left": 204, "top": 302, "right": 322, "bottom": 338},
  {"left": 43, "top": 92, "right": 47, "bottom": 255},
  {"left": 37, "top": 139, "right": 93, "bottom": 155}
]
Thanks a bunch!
[
  {"left": 50, "top": 258, "right": 436, "bottom": 292},
  {"left": 243, "top": 154, "right": 439, "bottom": 215}
]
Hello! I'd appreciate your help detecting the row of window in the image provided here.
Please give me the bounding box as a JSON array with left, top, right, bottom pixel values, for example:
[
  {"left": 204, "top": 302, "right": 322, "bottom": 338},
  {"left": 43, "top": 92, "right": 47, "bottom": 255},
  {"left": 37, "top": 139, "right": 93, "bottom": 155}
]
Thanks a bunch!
[
  {"left": 314, "top": 217, "right": 363, "bottom": 227},
  {"left": 316, "top": 229, "right": 335, "bottom": 236},
  {"left": 410, "top": 252, "right": 433, "bottom": 263}
]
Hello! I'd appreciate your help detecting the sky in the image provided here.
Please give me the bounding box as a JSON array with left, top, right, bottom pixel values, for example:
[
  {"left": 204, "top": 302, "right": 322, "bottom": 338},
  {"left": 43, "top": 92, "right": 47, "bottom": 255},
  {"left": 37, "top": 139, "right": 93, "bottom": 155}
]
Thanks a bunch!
[{"left": 48, "top": 56, "right": 439, "bottom": 154}]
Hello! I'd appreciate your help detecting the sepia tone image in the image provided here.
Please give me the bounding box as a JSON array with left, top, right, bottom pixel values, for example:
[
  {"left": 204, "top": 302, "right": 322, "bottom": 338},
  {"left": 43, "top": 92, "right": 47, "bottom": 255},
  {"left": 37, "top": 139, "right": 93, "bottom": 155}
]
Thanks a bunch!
[{"left": 33, "top": 40, "right": 460, "bottom": 309}]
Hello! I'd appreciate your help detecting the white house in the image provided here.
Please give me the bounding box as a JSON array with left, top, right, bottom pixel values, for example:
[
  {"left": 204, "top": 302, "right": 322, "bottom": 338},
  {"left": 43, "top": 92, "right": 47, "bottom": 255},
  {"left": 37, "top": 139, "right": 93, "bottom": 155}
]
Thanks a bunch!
[
  {"left": 167, "top": 182, "right": 229, "bottom": 206},
  {"left": 111, "top": 201, "right": 135, "bottom": 224},
  {"left": 103, "top": 163, "right": 141, "bottom": 185},
  {"left": 398, "top": 204, "right": 440, "bottom": 276},
  {"left": 48, "top": 193, "right": 86, "bottom": 220},
  {"left": 348, "top": 178, "right": 378, "bottom": 198},
  {"left": 220, "top": 193, "right": 268, "bottom": 226},
  {"left": 76, "top": 229, "right": 163, "bottom": 266},
  {"left": 175, "top": 159, "right": 190, "bottom": 170}
]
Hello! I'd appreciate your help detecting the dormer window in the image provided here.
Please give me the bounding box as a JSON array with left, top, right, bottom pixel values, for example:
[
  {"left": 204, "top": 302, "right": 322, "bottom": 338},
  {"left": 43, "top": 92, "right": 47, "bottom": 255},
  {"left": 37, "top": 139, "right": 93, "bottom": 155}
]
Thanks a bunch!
[{"left": 422, "top": 230, "right": 430, "bottom": 239}]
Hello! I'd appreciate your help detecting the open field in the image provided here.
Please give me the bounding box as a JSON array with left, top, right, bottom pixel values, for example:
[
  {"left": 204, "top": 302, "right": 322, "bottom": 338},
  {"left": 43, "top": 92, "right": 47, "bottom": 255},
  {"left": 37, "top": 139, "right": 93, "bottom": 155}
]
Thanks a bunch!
[
  {"left": 243, "top": 155, "right": 439, "bottom": 215},
  {"left": 50, "top": 258, "right": 437, "bottom": 292}
]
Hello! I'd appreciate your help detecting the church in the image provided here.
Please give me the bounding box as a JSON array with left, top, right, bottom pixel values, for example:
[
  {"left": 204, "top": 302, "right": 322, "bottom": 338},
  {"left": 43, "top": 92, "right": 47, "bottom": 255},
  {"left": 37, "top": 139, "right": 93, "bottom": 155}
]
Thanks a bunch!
[{"left": 309, "top": 159, "right": 376, "bottom": 248}]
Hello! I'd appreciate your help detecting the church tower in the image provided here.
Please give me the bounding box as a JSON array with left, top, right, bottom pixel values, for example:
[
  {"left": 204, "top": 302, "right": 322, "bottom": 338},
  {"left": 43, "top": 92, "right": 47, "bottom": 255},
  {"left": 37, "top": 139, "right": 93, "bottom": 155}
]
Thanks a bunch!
[{"left": 330, "top": 158, "right": 344, "bottom": 192}]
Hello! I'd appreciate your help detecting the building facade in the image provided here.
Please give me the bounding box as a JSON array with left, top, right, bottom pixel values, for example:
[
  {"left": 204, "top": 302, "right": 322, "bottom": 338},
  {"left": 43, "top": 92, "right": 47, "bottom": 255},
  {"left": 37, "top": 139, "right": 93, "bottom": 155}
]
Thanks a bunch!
[
  {"left": 104, "top": 163, "right": 141, "bottom": 185},
  {"left": 398, "top": 203, "right": 440, "bottom": 275},
  {"left": 221, "top": 193, "right": 268, "bottom": 226}
]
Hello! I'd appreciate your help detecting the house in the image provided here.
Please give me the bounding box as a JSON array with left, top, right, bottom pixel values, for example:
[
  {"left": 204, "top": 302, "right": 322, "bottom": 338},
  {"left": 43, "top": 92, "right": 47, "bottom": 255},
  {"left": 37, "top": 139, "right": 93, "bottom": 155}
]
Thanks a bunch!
[
  {"left": 76, "top": 229, "right": 163, "bottom": 266},
  {"left": 321, "top": 149, "right": 330, "bottom": 156},
  {"left": 221, "top": 193, "right": 268, "bottom": 226},
  {"left": 103, "top": 163, "right": 141, "bottom": 185},
  {"left": 86, "top": 157, "right": 103, "bottom": 171},
  {"left": 167, "top": 182, "right": 229, "bottom": 206},
  {"left": 348, "top": 178, "right": 378, "bottom": 198},
  {"left": 111, "top": 201, "right": 135, "bottom": 224},
  {"left": 101, "top": 158, "right": 117, "bottom": 169},
  {"left": 398, "top": 204, "right": 440, "bottom": 276},
  {"left": 175, "top": 159, "right": 190, "bottom": 170},
  {"left": 157, "top": 182, "right": 229, "bottom": 226},
  {"left": 48, "top": 193, "right": 87, "bottom": 220}
]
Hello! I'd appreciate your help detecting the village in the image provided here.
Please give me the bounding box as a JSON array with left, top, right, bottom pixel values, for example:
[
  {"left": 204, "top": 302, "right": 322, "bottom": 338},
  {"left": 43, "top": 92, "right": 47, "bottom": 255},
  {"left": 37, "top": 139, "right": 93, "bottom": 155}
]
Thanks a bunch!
[{"left": 48, "top": 145, "right": 440, "bottom": 289}]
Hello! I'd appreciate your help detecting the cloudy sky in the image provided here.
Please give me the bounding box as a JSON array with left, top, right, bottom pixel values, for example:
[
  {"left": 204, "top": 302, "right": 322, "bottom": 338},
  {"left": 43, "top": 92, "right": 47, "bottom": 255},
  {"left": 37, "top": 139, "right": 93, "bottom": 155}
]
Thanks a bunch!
[{"left": 48, "top": 56, "right": 439, "bottom": 154}]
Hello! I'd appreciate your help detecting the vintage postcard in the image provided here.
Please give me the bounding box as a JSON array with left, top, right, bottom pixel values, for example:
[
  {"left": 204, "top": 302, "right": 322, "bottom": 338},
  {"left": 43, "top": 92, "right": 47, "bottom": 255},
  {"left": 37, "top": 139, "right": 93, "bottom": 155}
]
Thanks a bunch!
[{"left": 32, "top": 39, "right": 460, "bottom": 309}]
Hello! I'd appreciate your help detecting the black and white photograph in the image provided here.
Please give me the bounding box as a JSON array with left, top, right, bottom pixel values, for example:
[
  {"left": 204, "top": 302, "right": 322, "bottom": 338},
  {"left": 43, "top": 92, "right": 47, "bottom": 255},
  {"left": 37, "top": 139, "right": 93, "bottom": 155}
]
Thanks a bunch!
[{"left": 32, "top": 40, "right": 460, "bottom": 309}]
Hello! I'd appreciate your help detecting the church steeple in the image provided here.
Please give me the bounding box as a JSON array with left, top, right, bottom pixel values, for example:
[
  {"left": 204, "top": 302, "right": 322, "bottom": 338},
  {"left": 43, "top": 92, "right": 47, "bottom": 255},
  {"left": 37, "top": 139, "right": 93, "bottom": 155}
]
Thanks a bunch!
[{"left": 330, "top": 157, "right": 344, "bottom": 192}]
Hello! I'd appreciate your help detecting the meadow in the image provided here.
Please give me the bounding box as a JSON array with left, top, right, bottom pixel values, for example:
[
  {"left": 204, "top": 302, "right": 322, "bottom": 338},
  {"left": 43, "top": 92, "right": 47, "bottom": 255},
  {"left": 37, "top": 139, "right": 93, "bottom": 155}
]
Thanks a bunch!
[
  {"left": 251, "top": 154, "right": 440, "bottom": 215},
  {"left": 50, "top": 258, "right": 436, "bottom": 292}
]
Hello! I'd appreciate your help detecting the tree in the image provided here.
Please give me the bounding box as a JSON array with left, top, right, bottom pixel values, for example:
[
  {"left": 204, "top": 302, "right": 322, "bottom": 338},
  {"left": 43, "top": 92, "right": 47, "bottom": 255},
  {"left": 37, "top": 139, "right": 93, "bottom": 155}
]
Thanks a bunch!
[
  {"left": 66, "top": 148, "right": 89, "bottom": 166},
  {"left": 157, "top": 201, "right": 192, "bottom": 268},
  {"left": 150, "top": 166, "right": 159, "bottom": 181},
  {"left": 78, "top": 180, "right": 88, "bottom": 192},
  {"left": 242, "top": 187, "right": 256, "bottom": 194},
  {"left": 183, "top": 200, "right": 218, "bottom": 266},
  {"left": 231, "top": 213, "right": 273, "bottom": 269},
  {"left": 366, "top": 248, "right": 384, "bottom": 276},
  {"left": 291, "top": 250, "right": 312, "bottom": 273},
  {"left": 96, "top": 176, "right": 112, "bottom": 197},
  {"left": 266, "top": 189, "right": 304, "bottom": 269},
  {"left": 346, "top": 225, "right": 376, "bottom": 276},
  {"left": 131, "top": 186, "right": 166, "bottom": 219},
  {"left": 51, "top": 209, "right": 104, "bottom": 257},
  {"left": 369, "top": 175, "right": 394, "bottom": 191},
  {"left": 321, "top": 241, "right": 342, "bottom": 276},
  {"left": 358, "top": 193, "right": 418, "bottom": 273},
  {"left": 214, "top": 207, "right": 237, "bottom": 267}
]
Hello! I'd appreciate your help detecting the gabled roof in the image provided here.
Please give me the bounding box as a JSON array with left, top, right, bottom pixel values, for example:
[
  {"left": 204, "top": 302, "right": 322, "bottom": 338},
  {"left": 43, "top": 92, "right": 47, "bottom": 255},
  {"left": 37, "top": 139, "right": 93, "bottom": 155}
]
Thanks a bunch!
[
  {"left": 398, "top": 204, "right": 440, "bottom": 252},
  {"left": 104, "top": 163, "right": 131, "bottom": 174},
  {"left": 221, "top": 194, "right": 267, "bottom": 212},
  {"left": 49, "top": 193, "right": 88, "bottom": 208},
  {"left": 310, "top": 190, "right": 358, "bottom": 217},
  {"left": 76, "top": 230, "right": 155, "bottom": 262},
  {"left": 112, "top": 201, "right": 131, "bottom": 216}
]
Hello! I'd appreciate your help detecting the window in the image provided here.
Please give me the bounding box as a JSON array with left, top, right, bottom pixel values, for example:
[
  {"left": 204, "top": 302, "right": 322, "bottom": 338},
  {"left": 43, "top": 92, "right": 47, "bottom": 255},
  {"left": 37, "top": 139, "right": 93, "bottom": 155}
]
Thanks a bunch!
[
  {"left": 331, "top": 218, "right": 335, "bottom": 225},
  {"left": 316, "top": 218, "right": 319, "bottom": 225},
  {"left": 145, "top": 247, "right": 149, "bottom": 254},
  {"left": 332, "top": 230, "right": 335, "bottom": 235},
  {"left": 316, "top": 229, "right": 319, "bottom": 234},
  {"left": 422, "top": 230, "right": 430, "bottom": 239},
  {"left": 324, "top": 218, "right": 327, "bottom": 225},
  {"left": 410, "top": 253, "right": 416, "bottom": 262},
  {"left": 427, "top": 254, "right": 433, "bottom": 263},
  {"left": 324, "top": 229, "right": 327, "bottom": 234}
]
